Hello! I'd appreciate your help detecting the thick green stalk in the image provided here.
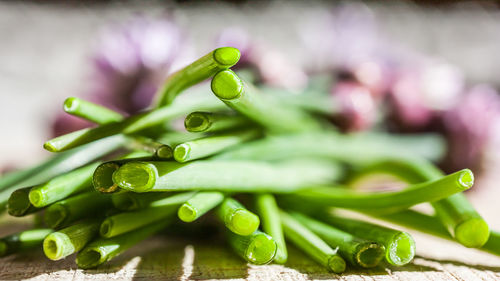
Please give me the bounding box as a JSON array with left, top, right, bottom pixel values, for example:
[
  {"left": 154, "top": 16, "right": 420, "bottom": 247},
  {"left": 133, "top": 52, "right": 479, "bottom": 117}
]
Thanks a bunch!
[
  {"left": 184, "top": 111, "right": 251, "bottom": 133},
  {"left": 255, "top": 194, "right": 287, "bottom": 264},
  {"left": 0, "top": 135, "right": 126, "bottom": 210},
  {"left": 291, "top": 212, "right": 385, "bottom": 268},
  {"left": 154, "top": 47, "right": 240, "bottom": 107},
  {"left": 43, "top": 218, "right": 101, "bottom": 260},
  {"left": 216, "top": 198, "right": 260, "bottom": 236},
  {"left": 377, "top": 210, "right": 500, "bottom": 256},
  {"left": 228, "top": 230, "right": 277, "bottom": 265},
  {"left": 44, "top": 92, "right": 225, "bottom": 152},
  {"left": 44, "top": 191, "right": 112, "bottom": 228},
  {"left": 353, "top": 159, "right": 489, "bottom": 248},
  {"left": 178, "top": 191, "right": 224, "bottom": 222},
  {"left": 0, "top": 228, "right": 53, "bottom": 257},
  {"left": 127, "top": 136, "right": 173, "bottom": 160},
  {"left": 173, "top": 129, "right": 260, "bottom": 162},
  {"left": 113, "top": 159, "right": 341, "bottom": 193},
  {"left": 93, "top": 152, "right": 152, "bottom": 193},
  {"left": 214, "top": 132, "right": 445, "bottom": 164},
  {"left": 280, "top": 211, "right": 346, "bottom": 273},
  {"left": 101, "top": 192, "right": 193, "bottom": 237},
  {"left": 28, "top": 162, "right": 99, "bottom": 208},
  {"left": 317, "top": 213, "right": 415, "bottom": 266},
  {"left": 156, "top": 131, "right": 206, "bottom": 147},
  {"left": 7, "top": 187, "right": 41, "bottom": 217},
  {"left": 211, "top": 70, "right": 321, "bottom": 133},
  {"left": 63, "top": 97, "right": 124, "bottom": 124},
  {"left": 289, "top": 169, "right": 473, "bottom": 210},
  {"left": 77, "top": 219, "right": 170, "bottom": 269},
  {"left": 111, "top": 191, "right": 172, "bottom": 211}
]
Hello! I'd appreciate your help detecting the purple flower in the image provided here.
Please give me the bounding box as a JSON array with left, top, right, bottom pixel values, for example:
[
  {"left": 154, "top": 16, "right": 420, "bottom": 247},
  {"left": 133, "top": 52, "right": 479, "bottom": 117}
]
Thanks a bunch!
[
  {"left": 331, "top": 81, "right": 378, "bottom": 132},
  {"left": 52, "top": 17, "right": 185, "bottom": 136},
  {"left": 442, "top": 84, "right": 500, "bottom": 172}
]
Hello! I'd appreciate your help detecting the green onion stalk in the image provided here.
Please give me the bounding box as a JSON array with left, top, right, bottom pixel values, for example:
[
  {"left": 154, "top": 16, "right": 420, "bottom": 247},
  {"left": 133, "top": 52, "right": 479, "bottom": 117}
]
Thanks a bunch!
[
  {"left": 228, "top": 230, "right": 277, "bottom": 265},
  {"left": 44, "top": 191, "right": 112, "bottom": 229},
  {"left": 154, "top": 47, "right": 241, "bottom": 107},
  {"left": 0, "top": 229, "right": 53, "bottom": 257},
  {"left": 155, "top": 131, "right": 206, "bottom": 148},
  {"left": 184, "top": 111, "right": 252, "bottom": 133},
  {"left": 211, "top": 69, "right": 322, "bottom": 133},
  {"left": 127, "top": 136, "right": 173, "bottom": 160},
  {"left": 178, "top": 191, "right": 224, "bottom": 222},
  {"left": 280, "top": 211, "right": 346, "bottom": 273},
  {"left": 377, "top": 210, "right": 500, "bottom": 256},
  {"left": 63, "top": 97, "right": 124, "bottom": 125},
  {"left": 255, "top": 194, "right": 287, "bottom": 264},
  {"left": 93, "top": 151, "right": 152, "bottom": 193},
  {"left": 76, "top": 218, "right": 171, "bottom": 269},
  {"left": 7, "top": 187, "right": 41, "bottom": 217},
  {"left": 0, "top": 134, "right": 127, "bottom": 210},
  {"left": 350, "top": 158, "right": 490, "bottom": 248},
  {"left": 28, "top": 162, "right": 100, "bottom": 208},
  {"left": 100, "top": 192, "right": 195, "bottom": 237},
  {"left": 112, "top": 159, "right": 342, "bottom": 193},
  {"left": 214, "top": 132, "right": 445, "bottom": 165},
  {"left": 287, "top": 169, "right": 473, "bottom": 210},
  {"left": 290, "top": 212, "right": 385, "bottom": 268},
  {"left": 316, "top": 213, "right": 415, "bottom": 266},
  {"left": 215, "top": 197, "right": 260, "bottom": 236},
  {"left": 43, "top": 218, "right": 101, "bottom": 260},
  {"left": 111, "top": 191, "right": 172, "bottom": 211},
  {"left": 44, "top": 91, "right": 226, "bottom": 153},
  {"left": 173, "top": 129, "right": 260, "bottom": 163}
]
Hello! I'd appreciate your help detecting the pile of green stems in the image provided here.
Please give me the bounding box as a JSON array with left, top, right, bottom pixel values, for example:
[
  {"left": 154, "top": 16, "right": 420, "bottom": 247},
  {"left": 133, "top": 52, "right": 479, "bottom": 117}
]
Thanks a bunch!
[{"left": 0, "top": 46, "right": 495, "bottom": 274}]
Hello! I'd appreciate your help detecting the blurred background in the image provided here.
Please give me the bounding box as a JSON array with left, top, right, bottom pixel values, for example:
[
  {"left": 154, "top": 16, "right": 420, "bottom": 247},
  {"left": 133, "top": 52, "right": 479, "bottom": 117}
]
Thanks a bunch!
[{"left": 1, "top": 0, "right": 500, "bottom": 175}]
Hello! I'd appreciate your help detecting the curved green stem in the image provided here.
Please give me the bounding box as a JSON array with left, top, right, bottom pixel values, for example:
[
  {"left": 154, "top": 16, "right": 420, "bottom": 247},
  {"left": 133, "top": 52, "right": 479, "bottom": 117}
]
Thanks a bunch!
[
  {"left": 211, "top": 70, "right": 321, "bottom": 133},
  {"left": 112, "top": 160, "right": 341, "bottom": 193},
  {"left": 76, "top": 219, "right": 171, "bottom": 269},
  {"left": 0, "top": 229, "right": 53, "bottom": 257},
  {"left": 154, "top": 47, "right": 240, "bottom": 107},
  {"left": 290, "top": 169, "right": 473, "bottom": 210},
  {"left": 93, "top": 152, "right": 152, "bottom": 193},
  {"left": 316, "top": 213, "right": 415, "bottom": 266},
  {"left": 352, "top": 159, "right": 490, "bottom": 248},
  {"left": 44, "top": 93, "right": 224, "bottom": 152},
  {"left": 0, "top": 135, "right": 126, "bottom": 210},
  {"left": 184, "top": 111, "right": 251, "bottom": 133},
  {"left": 255, "top": 194, "right": 287, "bottom": 264},
  {"left": 173, "top": 129, "right": 260, "bottom": 162},
  {"left": 291, "top": 212, "right": 384, "bottom": 268},
  {"left": 7, "top": 187, "right": 41, "bottom": 217},
  {"left": 101, "top": 192, "right": 193, "bottom": 237},
  {"left": 43, "top": 218, "right": 101, "bottom": 260},
  {"left": 29, "top": 162, "right": 99, "bottom": 208},
  {"left": 280, "top": 211, "right": 346, "bottom": 273},
  {"left": 111, "top": 191, "right": 172, "bottom": 211},
  {"left": 216, "top": 198, "right": 260, "bottom": 236},
  {"left": 214, "top": 132, "right": 446, "bottom": 164},
  {"left": 63, "top": 97, "right": 124, "bottom": 124},
  {"left": 228, "top": 230, "right": 277, "bottom": 265},
  {"left": 178, "top": 192, "right": 224, "bottom": 222},
  {"left": 44, "top": 191, "right": 112, "bottom": 228},
  {"left": 377, "top": 210, "right": 500, "bottom": 256}
]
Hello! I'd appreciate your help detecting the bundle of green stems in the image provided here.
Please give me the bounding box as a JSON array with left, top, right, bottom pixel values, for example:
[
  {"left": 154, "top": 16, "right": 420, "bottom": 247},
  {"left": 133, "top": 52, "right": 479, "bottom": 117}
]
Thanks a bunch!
[{"left": 0, "top": 46, "right": 496, "bottom": 274}]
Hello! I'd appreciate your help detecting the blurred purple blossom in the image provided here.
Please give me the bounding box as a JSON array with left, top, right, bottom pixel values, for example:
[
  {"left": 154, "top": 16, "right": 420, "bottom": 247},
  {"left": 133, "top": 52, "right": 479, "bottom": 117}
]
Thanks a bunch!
[
  {"left": 52, "top": 17, "right": 185, "bottom": 137},
  {"left": 331, "top": 81, "right": 378, "bottom": 132},
  {"left": 442, "top": 85, "right": 500, "bottom": 172}
]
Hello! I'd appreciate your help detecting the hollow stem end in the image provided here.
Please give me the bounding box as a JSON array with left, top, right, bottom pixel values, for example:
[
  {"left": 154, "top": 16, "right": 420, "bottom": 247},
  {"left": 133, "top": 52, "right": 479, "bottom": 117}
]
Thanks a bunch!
[
  {"left": 211, "top": 70, "right": 243, "bottom": 100},
  {"left": 455, "top": 218, "right": 490, "bottom": 248}
]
